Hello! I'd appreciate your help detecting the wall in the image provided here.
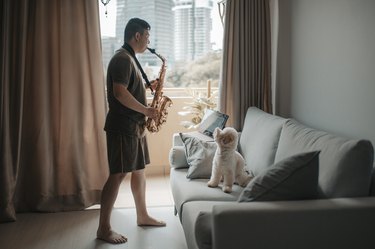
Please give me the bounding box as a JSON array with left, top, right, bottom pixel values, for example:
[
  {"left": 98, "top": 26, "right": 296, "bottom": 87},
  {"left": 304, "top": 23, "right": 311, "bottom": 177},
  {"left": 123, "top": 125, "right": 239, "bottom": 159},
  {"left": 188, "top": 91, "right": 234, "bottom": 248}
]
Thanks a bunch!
[{"left": 276, "top": 0, "right": 375, "bottom": 148}]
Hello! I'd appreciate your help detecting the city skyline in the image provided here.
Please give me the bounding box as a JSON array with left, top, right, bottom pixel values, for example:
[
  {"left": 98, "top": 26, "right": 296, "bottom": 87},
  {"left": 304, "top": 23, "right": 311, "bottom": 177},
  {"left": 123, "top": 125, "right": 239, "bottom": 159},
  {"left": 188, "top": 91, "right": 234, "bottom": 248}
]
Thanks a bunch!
[
  {"left": 99, "top": 0, "right": 223, "bottom": 88},
  {"left": 98, "top": 0, "right": 223, "bottom": 50},
  {"left": 173, "top": 0, "right": 213, "bottom": 61}
]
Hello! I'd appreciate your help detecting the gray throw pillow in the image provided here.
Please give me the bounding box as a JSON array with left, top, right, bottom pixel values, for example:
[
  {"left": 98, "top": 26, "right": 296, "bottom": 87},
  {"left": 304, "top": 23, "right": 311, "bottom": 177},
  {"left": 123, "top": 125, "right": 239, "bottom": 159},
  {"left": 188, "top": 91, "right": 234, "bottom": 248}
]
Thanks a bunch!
[
  {"left": 238, "top": 151, "right": 320, "bottom": 202},
  {"left": 179, "top": 133, "right": 217, "bottom": 179}
]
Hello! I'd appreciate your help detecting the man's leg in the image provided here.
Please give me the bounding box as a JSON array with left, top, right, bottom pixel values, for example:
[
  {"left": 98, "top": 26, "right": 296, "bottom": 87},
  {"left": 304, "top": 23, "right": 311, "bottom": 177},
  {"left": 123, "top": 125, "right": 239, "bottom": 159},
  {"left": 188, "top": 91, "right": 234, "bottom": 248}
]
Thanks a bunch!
[
  {"left": 131, "top": 169, "right": 166, "bottom": 226},
  {"left": 97, "top": 173, "right": 128, "bottom": 243}
]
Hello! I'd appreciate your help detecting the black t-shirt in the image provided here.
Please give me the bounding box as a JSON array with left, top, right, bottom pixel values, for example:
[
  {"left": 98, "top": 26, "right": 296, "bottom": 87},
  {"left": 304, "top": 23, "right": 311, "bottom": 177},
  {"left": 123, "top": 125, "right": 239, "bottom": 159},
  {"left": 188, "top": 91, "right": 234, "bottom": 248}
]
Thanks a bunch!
[{"left": 104, "top": 48, "right": 147, "bottom": 137}]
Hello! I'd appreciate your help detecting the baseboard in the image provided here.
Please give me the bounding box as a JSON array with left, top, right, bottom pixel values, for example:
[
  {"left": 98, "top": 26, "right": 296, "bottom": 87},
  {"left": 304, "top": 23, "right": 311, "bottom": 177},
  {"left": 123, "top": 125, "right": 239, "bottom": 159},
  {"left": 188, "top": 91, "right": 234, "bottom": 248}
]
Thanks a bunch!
[{"left": 145, "top": 164, "right": 171, "bottom": 177}]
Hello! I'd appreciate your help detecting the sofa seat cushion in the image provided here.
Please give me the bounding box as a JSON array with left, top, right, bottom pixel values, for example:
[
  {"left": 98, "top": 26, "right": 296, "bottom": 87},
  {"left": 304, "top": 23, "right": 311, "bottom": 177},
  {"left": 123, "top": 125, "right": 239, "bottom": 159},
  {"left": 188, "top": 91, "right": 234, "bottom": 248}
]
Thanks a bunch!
[
  {"left": 239, "top": 107, "right": 287, "bottom": 176},
  {"left": 275, "top": 119, "right": 374, "bottom": 198},
  {"left": 170, "top": 168, "right": 243, "bottom": 218}
]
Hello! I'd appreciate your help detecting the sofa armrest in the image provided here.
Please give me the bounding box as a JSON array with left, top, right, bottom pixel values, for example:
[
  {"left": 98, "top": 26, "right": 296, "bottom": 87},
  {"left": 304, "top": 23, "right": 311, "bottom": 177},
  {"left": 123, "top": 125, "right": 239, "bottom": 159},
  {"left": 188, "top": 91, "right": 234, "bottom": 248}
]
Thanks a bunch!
[
  {"left": 169, "top": 133, "right": 188, "bottom": 168},
  {"left": 211, "top": 197, "right": 375, "bottom": 249},
  {"left": 169, "top": 146, "right": 188, "bottom": 168},
  {"left": 173, "top": 133, "right": 184, "bottom": 146}
]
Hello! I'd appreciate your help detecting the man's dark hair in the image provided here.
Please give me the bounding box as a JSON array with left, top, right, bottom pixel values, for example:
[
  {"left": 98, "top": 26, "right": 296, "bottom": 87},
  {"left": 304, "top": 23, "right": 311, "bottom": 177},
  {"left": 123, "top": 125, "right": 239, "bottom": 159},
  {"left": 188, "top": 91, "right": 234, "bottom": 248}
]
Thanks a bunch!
[{"left": 124, "top": 18, "right": 151, "bottom": 42}]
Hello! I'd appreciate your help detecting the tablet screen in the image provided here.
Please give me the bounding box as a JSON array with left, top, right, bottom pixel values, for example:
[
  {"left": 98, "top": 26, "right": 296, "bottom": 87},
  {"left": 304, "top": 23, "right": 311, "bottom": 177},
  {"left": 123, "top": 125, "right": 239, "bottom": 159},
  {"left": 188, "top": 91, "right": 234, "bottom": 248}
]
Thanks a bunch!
[{"left": 198, "top": 109, "right": 229, "bottom": 137}]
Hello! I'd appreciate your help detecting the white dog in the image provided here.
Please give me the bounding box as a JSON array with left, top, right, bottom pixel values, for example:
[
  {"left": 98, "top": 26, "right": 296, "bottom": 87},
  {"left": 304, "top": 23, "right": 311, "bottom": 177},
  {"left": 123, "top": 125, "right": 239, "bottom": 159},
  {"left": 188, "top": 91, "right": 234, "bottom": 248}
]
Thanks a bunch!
[{"left": 207, "top": 127, "right": 253, "bottom": 193}]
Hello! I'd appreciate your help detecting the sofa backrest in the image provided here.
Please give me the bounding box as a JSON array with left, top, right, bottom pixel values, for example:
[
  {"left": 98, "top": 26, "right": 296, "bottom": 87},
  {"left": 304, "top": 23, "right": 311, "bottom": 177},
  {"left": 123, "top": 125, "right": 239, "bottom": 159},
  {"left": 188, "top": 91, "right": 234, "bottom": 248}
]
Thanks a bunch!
[
  {"left": 239, "top": 107, "right": 287, "bottom": 176},
  {"left": 275, "top": 119, "right": 374, "bottom": 198}
]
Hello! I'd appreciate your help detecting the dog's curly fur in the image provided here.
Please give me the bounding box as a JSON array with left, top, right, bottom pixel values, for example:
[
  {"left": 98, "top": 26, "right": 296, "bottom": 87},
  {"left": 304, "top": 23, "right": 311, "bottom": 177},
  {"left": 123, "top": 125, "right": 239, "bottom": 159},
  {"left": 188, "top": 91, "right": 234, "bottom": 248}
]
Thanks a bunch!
[{"left": 208, "top": 127, "right": 253, "bottom": 193}]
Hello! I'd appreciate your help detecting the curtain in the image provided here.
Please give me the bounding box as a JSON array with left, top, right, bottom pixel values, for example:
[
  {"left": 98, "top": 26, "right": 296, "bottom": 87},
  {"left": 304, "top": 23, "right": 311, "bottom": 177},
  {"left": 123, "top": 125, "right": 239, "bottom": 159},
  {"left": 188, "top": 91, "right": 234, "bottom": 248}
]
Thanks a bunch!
[
  {"left": 0, "top": 0, "right": 108, "bottom": 222},
  {"left": 219, "top": 0, "right": 272, "bottom": 131}
]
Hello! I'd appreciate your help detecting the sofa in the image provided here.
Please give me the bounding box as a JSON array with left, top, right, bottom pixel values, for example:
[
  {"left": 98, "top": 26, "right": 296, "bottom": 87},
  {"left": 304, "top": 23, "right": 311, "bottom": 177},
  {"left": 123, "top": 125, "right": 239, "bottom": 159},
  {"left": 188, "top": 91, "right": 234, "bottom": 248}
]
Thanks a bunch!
[{"left": 168, "top": 107, "right": 375, "bottom": 249}]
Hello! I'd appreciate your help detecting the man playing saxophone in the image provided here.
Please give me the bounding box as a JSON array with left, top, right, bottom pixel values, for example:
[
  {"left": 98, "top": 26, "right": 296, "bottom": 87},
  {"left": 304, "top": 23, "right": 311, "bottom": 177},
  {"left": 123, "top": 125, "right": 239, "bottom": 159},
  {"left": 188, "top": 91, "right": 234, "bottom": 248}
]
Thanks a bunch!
[{"left": 97, "top": 18, "right": 166, "bottom": 244}]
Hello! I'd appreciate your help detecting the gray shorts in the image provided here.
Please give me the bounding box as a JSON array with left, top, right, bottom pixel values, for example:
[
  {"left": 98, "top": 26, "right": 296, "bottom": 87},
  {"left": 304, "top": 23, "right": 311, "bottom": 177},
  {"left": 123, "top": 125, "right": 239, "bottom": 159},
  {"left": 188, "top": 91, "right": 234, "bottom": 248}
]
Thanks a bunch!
[{"left": 106, "top": 132, "right": 150, "bottom": 174}]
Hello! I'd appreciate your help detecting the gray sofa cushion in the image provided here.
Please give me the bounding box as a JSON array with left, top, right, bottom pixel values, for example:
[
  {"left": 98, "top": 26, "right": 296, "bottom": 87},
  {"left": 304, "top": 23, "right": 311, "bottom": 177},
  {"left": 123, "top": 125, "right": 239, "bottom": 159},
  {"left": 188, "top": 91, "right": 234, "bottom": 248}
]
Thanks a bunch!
[
  {"left": 275, "top": 119, "right": 374, "bottom": 198},
  {"left": 238, "top": 151, "right": 320, "bottom": 202},
  {"left": 239, "top": 107, "right": 287, "bottom": 176},
  {"left": 170, "top": 168, "right": 243, "bottom": 218},
  {"left": 179, "top": 133, "right": 217, "bottom": 179}
]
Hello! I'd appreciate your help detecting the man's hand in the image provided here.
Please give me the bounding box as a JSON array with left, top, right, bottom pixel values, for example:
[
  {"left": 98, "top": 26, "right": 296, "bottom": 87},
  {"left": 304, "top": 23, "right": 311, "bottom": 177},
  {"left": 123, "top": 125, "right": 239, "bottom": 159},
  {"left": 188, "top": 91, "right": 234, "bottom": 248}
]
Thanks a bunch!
[
  {"left": 149, "top": 79, "right": 159, "bottom": 91},
  {"left": 144, "top": 107, "right": 158, "bottom": 119}
]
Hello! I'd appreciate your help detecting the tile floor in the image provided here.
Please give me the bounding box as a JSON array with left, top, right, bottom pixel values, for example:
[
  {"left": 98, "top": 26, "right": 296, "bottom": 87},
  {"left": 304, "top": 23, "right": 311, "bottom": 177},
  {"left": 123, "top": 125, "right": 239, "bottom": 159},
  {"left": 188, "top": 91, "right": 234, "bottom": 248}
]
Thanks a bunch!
[
  {"left": 87, "top": 172, "right": 174, "bottom": 210},
  {"left": 0, "top": 206, "right": 187, "bottom": 249}
]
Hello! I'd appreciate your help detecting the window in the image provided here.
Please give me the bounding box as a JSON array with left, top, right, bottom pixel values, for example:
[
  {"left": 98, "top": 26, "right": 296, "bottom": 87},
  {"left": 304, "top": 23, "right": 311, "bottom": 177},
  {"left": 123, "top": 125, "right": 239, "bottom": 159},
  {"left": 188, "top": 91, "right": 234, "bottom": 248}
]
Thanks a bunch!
[{"left": 98, "top": 0, "right": 223, "bottom": 90}]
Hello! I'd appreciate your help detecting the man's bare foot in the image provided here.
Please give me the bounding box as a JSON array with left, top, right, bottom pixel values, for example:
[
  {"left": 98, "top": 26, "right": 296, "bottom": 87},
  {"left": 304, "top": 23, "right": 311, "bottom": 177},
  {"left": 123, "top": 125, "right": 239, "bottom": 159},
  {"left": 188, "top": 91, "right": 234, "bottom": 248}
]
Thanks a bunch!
[
  {"left": 137, "top": 216, "right": 166, "bottom": 227},
  {"left": 97, "top": 228, "right": 127, "bottom": 244}
]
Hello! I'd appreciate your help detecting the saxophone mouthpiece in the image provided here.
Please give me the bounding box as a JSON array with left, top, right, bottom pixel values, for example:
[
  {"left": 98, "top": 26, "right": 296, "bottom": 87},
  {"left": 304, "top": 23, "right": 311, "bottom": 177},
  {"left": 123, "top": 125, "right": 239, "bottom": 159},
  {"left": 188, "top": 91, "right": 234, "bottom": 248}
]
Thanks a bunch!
[{"left": 147, "top": 47, "right": 156, "bottom": 54}]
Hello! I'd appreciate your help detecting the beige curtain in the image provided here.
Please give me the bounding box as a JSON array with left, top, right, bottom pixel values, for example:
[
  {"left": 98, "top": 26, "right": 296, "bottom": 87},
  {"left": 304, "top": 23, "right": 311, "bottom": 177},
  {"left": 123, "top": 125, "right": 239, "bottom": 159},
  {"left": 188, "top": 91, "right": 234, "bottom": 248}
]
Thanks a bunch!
[
  {"left": 219, "top": 0, "right": 272, "bottom": 130},
  {"left": 1, "top": 0, "right": 108, "bottom": 222}
]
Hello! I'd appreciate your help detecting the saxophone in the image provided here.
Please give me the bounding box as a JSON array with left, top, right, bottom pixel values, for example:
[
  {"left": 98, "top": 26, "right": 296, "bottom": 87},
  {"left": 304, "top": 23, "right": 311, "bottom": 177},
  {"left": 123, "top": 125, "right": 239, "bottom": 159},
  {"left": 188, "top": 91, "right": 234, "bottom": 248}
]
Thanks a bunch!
[{"left": 146, "top": 47, "right": 173, "bottom": 133}]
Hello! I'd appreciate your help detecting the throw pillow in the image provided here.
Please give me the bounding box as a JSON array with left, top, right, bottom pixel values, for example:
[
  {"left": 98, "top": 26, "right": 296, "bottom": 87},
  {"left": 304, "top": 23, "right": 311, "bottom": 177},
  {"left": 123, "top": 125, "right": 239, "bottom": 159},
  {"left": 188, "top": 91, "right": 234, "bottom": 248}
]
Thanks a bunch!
[
  {"left": 238, "top": 151, "right": 320, "bottom": 202},
  {"left": 179, "top": 133, "right": 217, "bottom": 179}
]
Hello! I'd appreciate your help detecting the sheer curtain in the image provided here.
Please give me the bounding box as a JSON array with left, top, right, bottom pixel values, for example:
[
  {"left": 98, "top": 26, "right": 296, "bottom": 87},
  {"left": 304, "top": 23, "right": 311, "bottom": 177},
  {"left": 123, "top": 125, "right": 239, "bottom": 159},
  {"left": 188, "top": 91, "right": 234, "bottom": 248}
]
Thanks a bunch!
[
  {"left": 1, "top": 0, "right": 108, "bottom": 222},
  {"left": 219, "top": 0, "right": 272, "bottom": 130}
]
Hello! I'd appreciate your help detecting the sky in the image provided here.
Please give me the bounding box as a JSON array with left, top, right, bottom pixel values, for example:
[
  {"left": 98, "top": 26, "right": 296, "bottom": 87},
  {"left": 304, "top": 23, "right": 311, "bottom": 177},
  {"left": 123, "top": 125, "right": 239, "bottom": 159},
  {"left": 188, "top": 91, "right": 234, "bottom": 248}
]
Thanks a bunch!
[
  {"left": 98, "top": 0, "right": 223, "bottom": 50},
  {"left": 98, "top": 0, "right": 117, "bottom": 36}
]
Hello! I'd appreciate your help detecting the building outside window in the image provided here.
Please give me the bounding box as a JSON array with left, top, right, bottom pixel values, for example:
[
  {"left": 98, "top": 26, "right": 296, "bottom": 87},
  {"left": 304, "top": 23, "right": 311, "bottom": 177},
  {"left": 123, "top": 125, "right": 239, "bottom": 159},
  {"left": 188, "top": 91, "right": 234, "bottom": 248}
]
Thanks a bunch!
[{"left": 98, "top": 0, "right": 223, "bottom": 90}]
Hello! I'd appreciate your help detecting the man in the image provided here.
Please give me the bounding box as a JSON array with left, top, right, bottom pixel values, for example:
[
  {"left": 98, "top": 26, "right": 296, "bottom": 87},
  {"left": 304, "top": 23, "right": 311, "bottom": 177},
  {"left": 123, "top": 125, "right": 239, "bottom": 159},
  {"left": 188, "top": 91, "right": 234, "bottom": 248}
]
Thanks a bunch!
[{"left": 97, "top": 18, "right": 166, "bottom": 244}]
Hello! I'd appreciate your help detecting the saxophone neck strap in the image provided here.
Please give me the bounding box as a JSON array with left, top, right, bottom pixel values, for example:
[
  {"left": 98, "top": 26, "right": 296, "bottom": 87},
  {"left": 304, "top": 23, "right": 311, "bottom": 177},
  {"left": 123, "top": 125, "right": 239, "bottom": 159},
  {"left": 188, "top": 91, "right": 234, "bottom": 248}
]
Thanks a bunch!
[{"left": 122, "top": 43, "right": 153, "bottom": 93}]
